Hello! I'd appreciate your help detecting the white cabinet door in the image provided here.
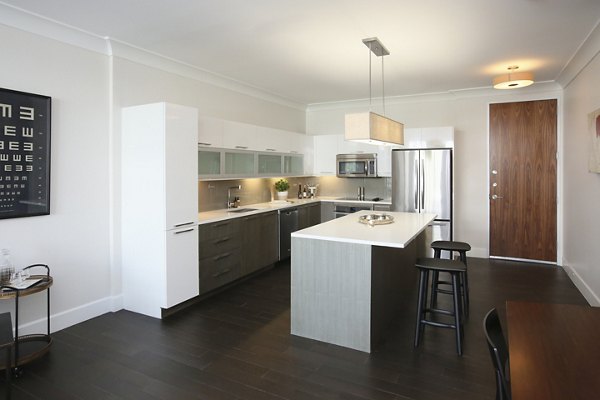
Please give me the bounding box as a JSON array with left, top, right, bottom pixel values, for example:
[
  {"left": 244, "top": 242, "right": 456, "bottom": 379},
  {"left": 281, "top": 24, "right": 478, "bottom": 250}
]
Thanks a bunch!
[
  {"left": 376, "top": 144, "right": 401, "bottom": 177},
  {"left": 295, "top": 134, "right": 314, "bottom": 175},
  {"left": 165, "top": 104, "right": 198, "bottom": 230},
  {"left": 223, "top": 120, "right": 258, "bottom": 151},
  {"left": 337, "top": 136, "right": 378, "bottom": 155},
  {"left": 165, "top": 226, "right": 199, "bottom": 308},
  {"left": 313, "top": 134, "right": 338, "bottom": 175},
  {"left": 198, "top": 116, "right": 224, "bottom": 148},
  {"left": 256, "top": 127, "right": 287, "bottom": 153}
]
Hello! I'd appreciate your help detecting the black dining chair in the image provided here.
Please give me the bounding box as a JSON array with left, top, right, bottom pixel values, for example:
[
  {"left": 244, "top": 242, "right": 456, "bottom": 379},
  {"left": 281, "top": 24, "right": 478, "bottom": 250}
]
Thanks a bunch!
[
  {"left": 0, "top": 312, "right": 14, "bottom": 400},
  {"left": 483, "top": 308, "right": 511, "bottom": 400}
]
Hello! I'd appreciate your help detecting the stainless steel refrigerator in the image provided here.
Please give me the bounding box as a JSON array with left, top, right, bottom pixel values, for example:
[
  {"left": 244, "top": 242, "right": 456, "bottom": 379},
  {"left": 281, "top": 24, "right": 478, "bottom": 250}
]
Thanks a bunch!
[{"left": 391, "top": 148, "right": 452, "bottom": 247}]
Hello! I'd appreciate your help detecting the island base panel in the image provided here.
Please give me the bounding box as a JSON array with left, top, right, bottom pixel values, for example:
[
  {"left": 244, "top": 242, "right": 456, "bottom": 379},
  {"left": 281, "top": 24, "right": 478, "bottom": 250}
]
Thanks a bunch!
[{"left": 291, "top": 230, "right": 426, "bottom": 353}]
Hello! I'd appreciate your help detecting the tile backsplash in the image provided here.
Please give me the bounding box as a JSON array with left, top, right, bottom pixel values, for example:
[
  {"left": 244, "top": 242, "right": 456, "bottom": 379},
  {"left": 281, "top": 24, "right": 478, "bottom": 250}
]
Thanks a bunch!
[{"left": 198, "top": 176, "right": 391, "bottom": 212}]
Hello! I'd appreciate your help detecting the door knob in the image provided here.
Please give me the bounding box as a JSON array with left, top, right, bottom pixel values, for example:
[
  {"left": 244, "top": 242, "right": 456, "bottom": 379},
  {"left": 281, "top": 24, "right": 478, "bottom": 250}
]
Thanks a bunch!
[{"left": 491, "top": 194, "right": 504, "bottom": 200}]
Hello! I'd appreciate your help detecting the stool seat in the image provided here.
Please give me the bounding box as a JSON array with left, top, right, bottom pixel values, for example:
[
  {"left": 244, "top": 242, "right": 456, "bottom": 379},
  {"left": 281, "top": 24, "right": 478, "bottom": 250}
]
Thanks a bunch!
[
  {"left": 431, "top": 240, "right": 471, "bottom": 252},
  {"left": 416, "top": 258, "right": 466, "bottom": 273}
]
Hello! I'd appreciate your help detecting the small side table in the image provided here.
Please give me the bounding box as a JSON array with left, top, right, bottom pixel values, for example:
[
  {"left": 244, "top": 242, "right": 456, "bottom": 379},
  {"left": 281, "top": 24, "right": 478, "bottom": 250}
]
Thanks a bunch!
[{"left": 0, "top": 264, "right": 52, "bottom": 374}]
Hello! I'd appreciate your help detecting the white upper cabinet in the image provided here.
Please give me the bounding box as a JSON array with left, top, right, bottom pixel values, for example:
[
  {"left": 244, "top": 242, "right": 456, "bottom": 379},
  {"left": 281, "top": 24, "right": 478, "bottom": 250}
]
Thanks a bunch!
[
  {"left": 198, "top": 116, "right": 224, "bottom": 148},
  {"left": 337, "top": 136, "right": 379, "bottom": 155},
  {"left": 256, "top": 127, "right": 287, "bottom": 153},
  {"left": 403, "top": 127, "right": 454, "bottom": 149},
  {"left": 313, "top": 134, "right": 339, "bottom": 175},
  {"left": 223, "top": 120, "right": 258, "bottom": 151}
]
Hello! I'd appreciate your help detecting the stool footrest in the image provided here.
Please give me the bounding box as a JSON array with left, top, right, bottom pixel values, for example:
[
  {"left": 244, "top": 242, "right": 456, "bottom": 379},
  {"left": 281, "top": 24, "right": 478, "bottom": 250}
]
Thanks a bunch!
[
  {"left": 426, "top": 307, "right": 455, "bottom": 317},
  {"left": 420, "top": 319, "right": 457, "bottom": 330}
]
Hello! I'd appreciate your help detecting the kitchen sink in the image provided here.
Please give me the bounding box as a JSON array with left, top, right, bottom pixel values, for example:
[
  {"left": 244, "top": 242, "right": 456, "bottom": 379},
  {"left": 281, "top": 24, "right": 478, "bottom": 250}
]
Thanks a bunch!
[{"left": 227, "top": 208, "right": 258, "bottom": 213}]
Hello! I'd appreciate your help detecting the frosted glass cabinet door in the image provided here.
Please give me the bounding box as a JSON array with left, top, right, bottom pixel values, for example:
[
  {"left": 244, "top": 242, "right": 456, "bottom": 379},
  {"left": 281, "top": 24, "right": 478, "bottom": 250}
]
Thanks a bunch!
[
  {"left": 224, "top": 151, "right": 255, "bottom": 175},
  {"left": 284, "top": 155, "right": 304, "bottom": 175},
  {"left": 198, "top": 150, "right": 221, "bottom": 175},
  {"left": 258, "top": 154, "right": 282, "bottom": 175}
]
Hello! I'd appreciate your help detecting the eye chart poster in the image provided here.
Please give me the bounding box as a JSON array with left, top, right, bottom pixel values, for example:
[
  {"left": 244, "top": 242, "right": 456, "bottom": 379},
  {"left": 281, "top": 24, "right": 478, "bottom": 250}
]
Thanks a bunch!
[{"left": 0, "top": 88, "right": 51, "bottom": 219}]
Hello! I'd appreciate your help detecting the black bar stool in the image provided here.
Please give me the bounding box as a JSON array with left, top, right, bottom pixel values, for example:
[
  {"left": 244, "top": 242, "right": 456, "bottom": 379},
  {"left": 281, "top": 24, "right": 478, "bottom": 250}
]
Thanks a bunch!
[
  {"left": 414, "top": 257, "right": 466, "bottom": 355},
  {"left": 430, "top": 240, "right": 471, "bottom": 316}
]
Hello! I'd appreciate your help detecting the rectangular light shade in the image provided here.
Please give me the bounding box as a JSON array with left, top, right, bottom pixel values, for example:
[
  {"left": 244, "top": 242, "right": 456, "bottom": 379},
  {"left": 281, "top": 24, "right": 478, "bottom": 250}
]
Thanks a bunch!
[{"left": 345, "top": 112, "right": 404, "bottom": 145}]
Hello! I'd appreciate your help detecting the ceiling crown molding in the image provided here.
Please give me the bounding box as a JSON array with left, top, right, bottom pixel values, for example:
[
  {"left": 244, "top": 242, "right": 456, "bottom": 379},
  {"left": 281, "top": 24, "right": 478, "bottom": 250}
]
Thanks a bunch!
[
  {"left": 557, "top": 19, "right": 600, "bottom": 89},
  {"left": 0, "top": 2, "right": 305, "bottom": 111},
  {"left": 0, "top": 2, "right": 109, "bottom": 54},
  {"left": 306, "top": 81, "right": 562, "bottom": 112},
  {"left": 107, "top": 39, "right": 306, "bottom": 111}
]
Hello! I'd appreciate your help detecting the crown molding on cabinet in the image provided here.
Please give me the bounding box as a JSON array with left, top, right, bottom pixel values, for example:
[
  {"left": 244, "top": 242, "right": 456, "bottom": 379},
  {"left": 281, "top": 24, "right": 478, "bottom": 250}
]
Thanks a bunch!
[{"left": 0, "top": 3, "right": 306, "bottom": 112}]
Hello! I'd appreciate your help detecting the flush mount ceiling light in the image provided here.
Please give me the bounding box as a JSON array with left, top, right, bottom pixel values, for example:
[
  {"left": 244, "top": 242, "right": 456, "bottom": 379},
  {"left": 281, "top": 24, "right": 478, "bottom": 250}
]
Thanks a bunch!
[
  {"left": 345, "top": 37, "right": 404, "bottom": 146},
  {"left": 493, "top": 65, "right": 534, "bottom": 89}
]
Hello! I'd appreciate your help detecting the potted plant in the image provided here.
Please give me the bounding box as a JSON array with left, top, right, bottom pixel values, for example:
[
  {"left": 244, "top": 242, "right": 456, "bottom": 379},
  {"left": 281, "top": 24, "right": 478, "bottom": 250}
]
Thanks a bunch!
[{"left": 274, "top": 178, "right": 290, "bottom": 200}]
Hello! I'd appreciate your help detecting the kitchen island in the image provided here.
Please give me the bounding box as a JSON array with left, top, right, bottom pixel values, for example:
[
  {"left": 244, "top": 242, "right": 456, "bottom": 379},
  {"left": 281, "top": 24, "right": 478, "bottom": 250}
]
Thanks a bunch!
[{"left": 291, "top": 210, "right": 436, "bottom": 353}]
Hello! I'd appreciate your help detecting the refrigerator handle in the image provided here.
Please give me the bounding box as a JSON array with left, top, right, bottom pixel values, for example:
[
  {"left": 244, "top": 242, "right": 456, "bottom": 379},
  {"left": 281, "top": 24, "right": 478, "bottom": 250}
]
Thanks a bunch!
[
  {"left": 414, "top": 159, "right": 419, "bottom": 210},
  {"left": 420, "top": 159, "right": 425, "bottom": 211}
]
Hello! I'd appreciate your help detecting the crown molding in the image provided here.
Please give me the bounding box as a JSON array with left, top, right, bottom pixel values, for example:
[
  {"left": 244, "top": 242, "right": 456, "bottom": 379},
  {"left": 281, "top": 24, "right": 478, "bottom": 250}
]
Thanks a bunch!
[
  {"left": 0, "top": 2, "right": 305, "bottom": 111},
  {"left": 557, "top": 19, "right": 600, "bottom": 89},
  {"left": 107, "top": 39, "right": 306, "bottom": 111},
  {"left": 306, "top": 81, "right": 562, "bottom": 112},
  {"left": 0, "top": 2, "right": 109, "bottom": 54}
]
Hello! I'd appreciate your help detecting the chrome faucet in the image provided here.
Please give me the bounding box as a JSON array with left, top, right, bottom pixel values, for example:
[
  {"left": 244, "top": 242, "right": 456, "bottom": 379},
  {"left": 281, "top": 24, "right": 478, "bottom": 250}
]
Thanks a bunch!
[{"left": 227, "top": 185, "right": 242, "bottom": 208}]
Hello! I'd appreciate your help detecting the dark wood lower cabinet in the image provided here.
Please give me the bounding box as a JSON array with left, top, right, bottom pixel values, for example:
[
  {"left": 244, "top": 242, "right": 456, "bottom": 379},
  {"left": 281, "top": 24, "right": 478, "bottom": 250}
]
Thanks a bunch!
[
  {"left": 198, "top": 219, "right": 242, "bottom": 294},
  {"left": 241, "top": 211, "right": 278, "bottom": 275},
  {"left": 298, "top": 203, "right": 321, "bottom": 230},
  {"left": 199, "top": 211, "right": 279, "bottom": 295}
]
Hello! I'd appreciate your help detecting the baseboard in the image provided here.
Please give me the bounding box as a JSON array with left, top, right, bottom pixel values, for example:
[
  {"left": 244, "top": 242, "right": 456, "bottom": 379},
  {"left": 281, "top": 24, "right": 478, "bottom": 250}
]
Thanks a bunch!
[
  {"left": 17, "top": 295, "right": 123, "bottom": 336},
  {"left": 469, "top": 246, "right": 488, "bottom": 258},
  {"left": 562, "top": 262, "right": 600, "bottom": 307}
]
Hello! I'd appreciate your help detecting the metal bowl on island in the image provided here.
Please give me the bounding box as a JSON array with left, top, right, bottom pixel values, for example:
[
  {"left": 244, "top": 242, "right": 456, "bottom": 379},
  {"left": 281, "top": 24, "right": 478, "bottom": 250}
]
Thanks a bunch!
[{"left": 358, "top": 213, "right": 394, "bottom": 226}]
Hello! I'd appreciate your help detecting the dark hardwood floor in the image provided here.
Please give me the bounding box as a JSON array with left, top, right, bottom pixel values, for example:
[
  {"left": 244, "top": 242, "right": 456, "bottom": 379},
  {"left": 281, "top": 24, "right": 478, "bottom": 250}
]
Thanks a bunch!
[{"left": 3, "top": 258, "right": 587, "bottom": 400}]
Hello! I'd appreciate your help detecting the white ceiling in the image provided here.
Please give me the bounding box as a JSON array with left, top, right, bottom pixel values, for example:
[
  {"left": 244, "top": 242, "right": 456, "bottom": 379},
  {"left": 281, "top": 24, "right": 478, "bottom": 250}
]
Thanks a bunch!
[{"left": 3, "top": 0, "right": 600, "bottom": 105}]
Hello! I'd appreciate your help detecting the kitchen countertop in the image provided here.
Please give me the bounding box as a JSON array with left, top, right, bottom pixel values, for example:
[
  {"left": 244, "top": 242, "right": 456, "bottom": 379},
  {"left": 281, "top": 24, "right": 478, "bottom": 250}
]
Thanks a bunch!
[
  {"left": 198, "top": 197, "right": 392, "bottom": 225},
  {"left": 291, "top": 210, "right": 436, "bottom": 248}
]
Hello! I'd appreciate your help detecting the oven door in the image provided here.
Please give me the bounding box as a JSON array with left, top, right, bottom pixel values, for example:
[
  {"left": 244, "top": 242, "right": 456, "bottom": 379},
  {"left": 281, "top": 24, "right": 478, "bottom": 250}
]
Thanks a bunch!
[{"left": 337, "top": 160, "right": 367, "bottom": 177}]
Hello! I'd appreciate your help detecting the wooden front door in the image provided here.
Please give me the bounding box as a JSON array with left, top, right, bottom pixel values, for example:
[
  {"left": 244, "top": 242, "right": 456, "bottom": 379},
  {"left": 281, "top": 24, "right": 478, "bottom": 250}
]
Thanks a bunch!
[{"left": 489, "top": 99, "right": 557, "bottom": 262}]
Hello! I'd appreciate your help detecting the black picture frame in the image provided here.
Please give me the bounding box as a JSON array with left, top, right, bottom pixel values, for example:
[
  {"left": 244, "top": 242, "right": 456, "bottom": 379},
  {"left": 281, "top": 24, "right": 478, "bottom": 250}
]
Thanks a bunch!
[{"left": 0, "top": 88, "right": 51, "bottom": 219}]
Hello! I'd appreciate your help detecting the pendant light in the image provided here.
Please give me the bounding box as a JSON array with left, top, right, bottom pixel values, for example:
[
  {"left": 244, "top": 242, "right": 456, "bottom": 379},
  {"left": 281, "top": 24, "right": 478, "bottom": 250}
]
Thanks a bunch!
[
  {"left": 345, "top": 38, "right": 404, "bottom": 146},
  {"left": 493, "top": 65, "right": 534, "bottom": 89}
]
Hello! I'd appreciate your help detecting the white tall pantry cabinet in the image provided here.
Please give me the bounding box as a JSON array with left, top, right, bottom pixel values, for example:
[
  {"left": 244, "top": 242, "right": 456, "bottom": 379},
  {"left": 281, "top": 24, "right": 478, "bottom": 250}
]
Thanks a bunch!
[{"left": 121, "top": 103, "right": 199, "bottom": 319}]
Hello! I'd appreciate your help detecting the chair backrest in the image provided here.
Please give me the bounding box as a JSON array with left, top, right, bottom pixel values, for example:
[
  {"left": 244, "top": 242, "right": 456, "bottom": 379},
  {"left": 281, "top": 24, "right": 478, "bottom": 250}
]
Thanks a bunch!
[{"left": 483, "top": 308, "right": 511, "bottom": 400}]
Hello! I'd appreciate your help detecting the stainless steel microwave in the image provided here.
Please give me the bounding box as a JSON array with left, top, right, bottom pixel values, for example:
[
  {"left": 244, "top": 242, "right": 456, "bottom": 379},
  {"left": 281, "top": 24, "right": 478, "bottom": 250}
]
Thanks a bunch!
[{"left": 336, "top": 153, "right": 378, "bottom": 178}]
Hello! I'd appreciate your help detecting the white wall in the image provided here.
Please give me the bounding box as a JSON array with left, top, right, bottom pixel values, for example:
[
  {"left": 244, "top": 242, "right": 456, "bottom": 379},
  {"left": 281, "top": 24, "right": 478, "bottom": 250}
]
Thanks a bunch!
[
  {"left": 307, "top": 84, "right": 563, "bottom": 258},
  {"left": 0, "top": 24, "right": 112, "bottom": 332},
  {"left": 562, "top": 43, "right": 600, "bottom": 305}
]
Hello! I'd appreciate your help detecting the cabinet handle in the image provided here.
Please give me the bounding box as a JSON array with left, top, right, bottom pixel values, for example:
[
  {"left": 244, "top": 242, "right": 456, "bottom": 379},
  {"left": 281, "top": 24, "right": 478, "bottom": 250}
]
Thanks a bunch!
[
  {"left": 198, "top": 142, "right": 212, "bottom": 146},
  {"left": 212, "top": 268, "right": 231, "bottom": 278},
  {"left": 175, "top": 228, "right": 194, "bottom": 234},
  {"left": 265, "top": 148, "right": 277, "bottom": 152},
  {"left": 213, "top": 237, "right": 231, "bottom": 244},
  {"left": 213, "top": 252, "right": 232, "bottom": 261},
  {"left": 212, "top": 221, "right": 230, "bottom": 228},
  {"left": 174, "top": 221, "right": 195, "bottom": 228},
  {"left": 235, "top": 146, "right": 248, "bottom": 149}
]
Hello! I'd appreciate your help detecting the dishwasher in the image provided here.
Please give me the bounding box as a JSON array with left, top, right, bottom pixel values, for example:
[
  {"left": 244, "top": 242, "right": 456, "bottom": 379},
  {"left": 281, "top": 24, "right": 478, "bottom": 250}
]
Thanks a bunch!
[{"left": 279, "top": 208, "right": 298, "bottom": 260}]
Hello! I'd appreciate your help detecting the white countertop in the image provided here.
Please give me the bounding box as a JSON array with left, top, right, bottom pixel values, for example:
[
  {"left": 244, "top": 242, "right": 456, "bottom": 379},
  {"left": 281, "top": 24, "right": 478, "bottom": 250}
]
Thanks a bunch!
[
  {"left": 198, "top": 197, "right": 391, "bottom": 225},
  {"left": 291, "top": 210, "right": 436, "bottom": 249}
]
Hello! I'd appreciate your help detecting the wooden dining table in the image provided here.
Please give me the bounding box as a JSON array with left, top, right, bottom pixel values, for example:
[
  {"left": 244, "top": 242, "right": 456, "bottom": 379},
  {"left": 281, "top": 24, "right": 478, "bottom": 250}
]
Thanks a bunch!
[{"left": 506, "top": 301, "right": 600, "bottom": 400}]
